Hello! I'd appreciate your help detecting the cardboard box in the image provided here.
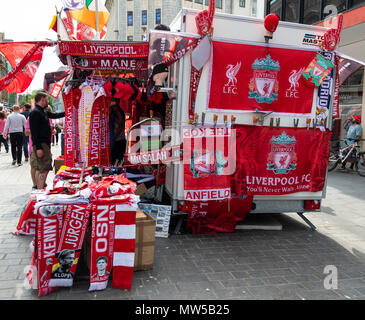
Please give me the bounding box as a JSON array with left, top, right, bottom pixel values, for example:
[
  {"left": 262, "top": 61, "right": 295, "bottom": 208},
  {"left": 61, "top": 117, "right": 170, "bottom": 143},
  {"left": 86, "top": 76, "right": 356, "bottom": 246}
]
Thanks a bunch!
[
  {"left": 134, "top": 210, "right": 156, "bottom": 271},
  {"left": 83, "top": 209, "right": 156, "bottom": 272},
  {"left": 53, "top": 157, "right": 64, "bottom": 174}
]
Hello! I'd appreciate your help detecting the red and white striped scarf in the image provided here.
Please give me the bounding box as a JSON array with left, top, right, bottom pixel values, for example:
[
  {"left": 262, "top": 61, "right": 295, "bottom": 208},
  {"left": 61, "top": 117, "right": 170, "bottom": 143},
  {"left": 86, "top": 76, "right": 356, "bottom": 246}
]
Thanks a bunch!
[{"left": 112, "top": 203, "right": 137, "bottom": 290}]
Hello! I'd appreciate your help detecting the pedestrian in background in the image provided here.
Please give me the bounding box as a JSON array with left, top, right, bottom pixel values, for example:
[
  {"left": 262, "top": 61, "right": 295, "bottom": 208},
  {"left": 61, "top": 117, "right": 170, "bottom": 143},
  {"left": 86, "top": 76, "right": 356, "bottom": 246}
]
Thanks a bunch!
[
  {"left": 2, "top": 105, "right": 26, "bottom": 166},
  {"left": 21, "top": 104, "right": 31, "bottom": 162},
  {"left": 0, "top": 111, "right": 9, "bottom": 153}
]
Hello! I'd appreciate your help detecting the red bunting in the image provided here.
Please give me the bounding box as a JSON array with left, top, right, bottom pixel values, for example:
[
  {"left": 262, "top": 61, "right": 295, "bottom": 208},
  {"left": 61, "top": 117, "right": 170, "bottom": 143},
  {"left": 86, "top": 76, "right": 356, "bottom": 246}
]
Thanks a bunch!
[{"left": 0, "top": 42, "right": 50, "bottom": 93}]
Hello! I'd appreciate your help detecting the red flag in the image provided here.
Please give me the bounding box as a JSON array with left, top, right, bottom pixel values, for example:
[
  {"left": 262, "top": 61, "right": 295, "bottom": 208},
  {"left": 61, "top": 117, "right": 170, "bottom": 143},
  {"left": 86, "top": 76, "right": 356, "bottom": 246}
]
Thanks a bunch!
[
  {"left": 233, "top": 125, "right": 332, "bottom": 196},
  {"left": 208, "top": 41, "right": 317, "bottom": 115},
  {"left": 44, "top": 70, "right": 71, "bottom": 98},
  {"left": 183, "top": 125, "right": 235, "bottom": 201},
  {"left": 0, "top": 42, "right": 48, "bottom": 93}
]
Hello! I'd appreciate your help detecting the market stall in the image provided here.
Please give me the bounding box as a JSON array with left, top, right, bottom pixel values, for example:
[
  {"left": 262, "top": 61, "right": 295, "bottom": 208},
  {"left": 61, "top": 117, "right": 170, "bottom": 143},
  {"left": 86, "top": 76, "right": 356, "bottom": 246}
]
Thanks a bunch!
[{"left": 3, "top": 0, "right": 359, "bottom": 297}]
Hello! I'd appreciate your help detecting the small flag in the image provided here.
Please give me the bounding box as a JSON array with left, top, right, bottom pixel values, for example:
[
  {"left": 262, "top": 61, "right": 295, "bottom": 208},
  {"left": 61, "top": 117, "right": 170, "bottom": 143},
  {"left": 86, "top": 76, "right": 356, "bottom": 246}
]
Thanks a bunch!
[
  {"left": 49, "top": 15, "right": 58, "bottom": 33},
  {"left": 62, "top": 0, "right": 86, "bottom": 11},
  {"left": 69, "top": 0, "right": 110, "bottom": 31}
]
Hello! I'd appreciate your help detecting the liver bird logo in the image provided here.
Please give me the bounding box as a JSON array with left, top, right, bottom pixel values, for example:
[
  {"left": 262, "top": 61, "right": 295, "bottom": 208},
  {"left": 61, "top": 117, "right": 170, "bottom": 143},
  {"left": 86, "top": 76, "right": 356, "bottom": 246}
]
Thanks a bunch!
[
  {"left": 225, "top": 62, "right": 241, "bottom": 86},
  {"left": 288, "top": 68, "right": 304, "bottom": 91}
]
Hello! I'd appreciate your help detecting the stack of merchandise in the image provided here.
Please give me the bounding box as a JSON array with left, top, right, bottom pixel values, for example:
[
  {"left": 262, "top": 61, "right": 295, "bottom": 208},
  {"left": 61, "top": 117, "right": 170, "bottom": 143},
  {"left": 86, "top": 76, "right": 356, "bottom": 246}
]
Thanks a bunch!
[{"left": 15, "top": 166, "right": 139, "bottom": 297}]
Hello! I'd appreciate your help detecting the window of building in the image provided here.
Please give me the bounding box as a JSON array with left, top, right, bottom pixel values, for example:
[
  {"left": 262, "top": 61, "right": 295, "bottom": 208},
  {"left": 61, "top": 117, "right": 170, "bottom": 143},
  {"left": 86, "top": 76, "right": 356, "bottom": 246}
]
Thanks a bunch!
[
  {"left": 251, "top": 0, "right": 257, "bottom": 15},
  {"left": 350, "top": 0, "right": 365, "bottom": 9},
  {"left": 127, "top": 11, "right": 133, "bottom": 26},
  {"left": 340, "top": 67, "right": 364, "bottom": 105},
  {"left": 142, "top": 10, "right": 147, "bottom": 25},
  {"left": 216, "top": 0, "right": 222, "bottom": 8},
  {"left": 239, "top": 0, "right": 246, "bottom": 7},
  {"left": 127, "top": 36, "right": 133, "bottom": 41},
  {"left": 269, "top": 0, "right": 282, "bottom": 19},
  {"left": 156, "top": 8, "right": 161, "bottom": 24},
  {"left": 302, "top": 0, "right": 321, "bottom": 24},
  {"left": 205, "top": 0, "right": 209, "bottom": 5},
  {"left": 285, "top": 0, "right": 300, "bottom": 22},
  {"left": 195, "top": 0, "right": 203, "bottom": 4}
]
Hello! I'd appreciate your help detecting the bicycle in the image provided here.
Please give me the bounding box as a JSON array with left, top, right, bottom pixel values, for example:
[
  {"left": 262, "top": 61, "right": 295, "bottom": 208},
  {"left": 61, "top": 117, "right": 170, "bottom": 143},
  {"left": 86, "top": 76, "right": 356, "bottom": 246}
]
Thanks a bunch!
[{"left": 328, "top": 139, "right": 365, "bottom": 177}]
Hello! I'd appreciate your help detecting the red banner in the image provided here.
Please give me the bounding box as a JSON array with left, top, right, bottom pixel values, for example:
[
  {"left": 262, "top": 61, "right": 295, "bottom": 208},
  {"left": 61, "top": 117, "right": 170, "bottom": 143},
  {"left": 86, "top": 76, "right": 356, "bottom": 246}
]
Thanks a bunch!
[
  {"left": 183, "top": 126, "right": 236, "bottom": 201},
  {"left": 208, "top": 41, "right": 317, "bottom": 115},
  {"left": 124, "top": 145, "right": 182, "bottom": 166},
  {"left": 58, "top": 41, "right": 148, "bottom": 58},
  {"left": 71, "top": 56, "right": 148, "bottom": 70},
  {"left": 44, "top": 70, "right": 71, "bottom": 98},
  {"left": 0, "top": 42, "right": 50, "bottom": 93},
  {"left": 183, "top": 196, "right": 253, "bottom": 234},
  {"left": 233, "top": 125, "right": 332, "bottom": 196}
]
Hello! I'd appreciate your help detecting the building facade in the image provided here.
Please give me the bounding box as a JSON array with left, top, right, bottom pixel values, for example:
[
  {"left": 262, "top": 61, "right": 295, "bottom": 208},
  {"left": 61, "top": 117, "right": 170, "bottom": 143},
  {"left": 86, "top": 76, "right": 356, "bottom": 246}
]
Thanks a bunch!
[{"left": 105, "top": 0, "right": 264, "bottom": 41}]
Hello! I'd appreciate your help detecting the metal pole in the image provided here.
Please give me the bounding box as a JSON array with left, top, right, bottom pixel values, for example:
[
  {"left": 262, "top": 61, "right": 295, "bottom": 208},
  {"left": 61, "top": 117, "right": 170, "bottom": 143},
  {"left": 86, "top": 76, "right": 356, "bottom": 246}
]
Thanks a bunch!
[{"left": 95, "top": 0, "right": 100, "bottom": 40}]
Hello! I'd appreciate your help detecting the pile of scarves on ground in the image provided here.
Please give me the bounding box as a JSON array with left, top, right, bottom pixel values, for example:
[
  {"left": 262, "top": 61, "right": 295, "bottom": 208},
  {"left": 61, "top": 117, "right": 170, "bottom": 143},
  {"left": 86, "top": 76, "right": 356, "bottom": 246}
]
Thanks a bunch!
[{"left": 15, "top": 166, "right": 139, "bottom": 297}]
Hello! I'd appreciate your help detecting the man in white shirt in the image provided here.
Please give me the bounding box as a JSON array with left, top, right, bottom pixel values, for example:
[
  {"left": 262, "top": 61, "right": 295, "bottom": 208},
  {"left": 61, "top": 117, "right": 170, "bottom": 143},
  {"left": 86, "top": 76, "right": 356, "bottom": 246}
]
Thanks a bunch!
[{"left": 2, "top": 105, "right": 26, "bottom": 166}]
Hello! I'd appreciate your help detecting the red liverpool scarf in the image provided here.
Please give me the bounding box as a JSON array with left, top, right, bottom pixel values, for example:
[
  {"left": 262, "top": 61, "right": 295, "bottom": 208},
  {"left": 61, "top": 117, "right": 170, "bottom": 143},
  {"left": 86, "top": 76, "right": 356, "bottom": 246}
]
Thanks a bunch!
[
  {"left": 63, "top": 90, "right": 75, "bottom": 167},
  {"left": 89, "top": 203, "right": 116, "bottom": 291},
  {"left": 49, "top": 204, "right": 91, "bottom": 287},
  {"left": 36, "top": 204, "right": 64, "bottom": 297},
  {"left": 14, "top": 194, "right": 37, "bottom": 235}
]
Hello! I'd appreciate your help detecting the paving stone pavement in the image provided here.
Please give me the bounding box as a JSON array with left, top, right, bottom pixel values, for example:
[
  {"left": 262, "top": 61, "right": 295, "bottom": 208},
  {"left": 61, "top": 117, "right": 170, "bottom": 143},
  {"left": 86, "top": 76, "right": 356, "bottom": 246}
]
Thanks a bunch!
[{"left": 0, "top": 146, "right": 365, "bottom": 300}]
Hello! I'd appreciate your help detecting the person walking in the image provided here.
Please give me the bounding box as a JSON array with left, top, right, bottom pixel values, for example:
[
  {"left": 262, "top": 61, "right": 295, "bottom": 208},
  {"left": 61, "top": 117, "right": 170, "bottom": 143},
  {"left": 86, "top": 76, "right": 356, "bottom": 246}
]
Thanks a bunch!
[
  {"left": 29, "top": 92, "right": 65, "bottom": 189},
  {"left": 0, "top": 111, "right": 9, "bottom": 153},
  {"left": 342, "top": 115, "right": 362, "bottom": 170},
  {"left": 21, "top": 104, "right": 31, "bottom": 161},
  {"left": 2, "top": 105, "right": 26, "bottom": 166}
]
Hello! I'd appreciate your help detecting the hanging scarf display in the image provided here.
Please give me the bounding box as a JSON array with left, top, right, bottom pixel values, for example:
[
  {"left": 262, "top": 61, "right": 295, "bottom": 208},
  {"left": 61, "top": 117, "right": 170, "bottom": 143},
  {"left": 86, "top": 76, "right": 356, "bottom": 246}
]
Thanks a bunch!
[
  {"left": 49, "top": 204, "right": 91, "bottom": 287},
  {"left": 188, "top": 64, "right": 202, "bottom": 122},
  {"left": 315, "top": 51, "right": 335, "bottom": 131},
  {"left": 78, "top": 82, "right": 95, "bottom": 163},
  {"left": 63, "top": 89, "right": 76, "bottom": 167}
]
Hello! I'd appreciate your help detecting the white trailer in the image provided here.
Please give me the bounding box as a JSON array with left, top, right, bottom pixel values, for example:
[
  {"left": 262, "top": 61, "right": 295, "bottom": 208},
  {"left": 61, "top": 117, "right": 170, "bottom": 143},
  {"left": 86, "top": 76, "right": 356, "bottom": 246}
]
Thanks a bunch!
[{"left": 163, "top": 8, "right": 332, "bottom": 231}]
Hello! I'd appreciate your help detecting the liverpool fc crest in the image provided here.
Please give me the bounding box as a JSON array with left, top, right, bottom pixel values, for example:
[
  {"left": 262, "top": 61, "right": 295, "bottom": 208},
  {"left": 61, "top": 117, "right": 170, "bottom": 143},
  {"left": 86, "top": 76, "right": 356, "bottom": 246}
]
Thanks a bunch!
[
  {"left": 249, "top": 55, "right": 280, "bottom": 104},
  {"left": 267, "top": 132, "right": 297, "bottom": 174}
]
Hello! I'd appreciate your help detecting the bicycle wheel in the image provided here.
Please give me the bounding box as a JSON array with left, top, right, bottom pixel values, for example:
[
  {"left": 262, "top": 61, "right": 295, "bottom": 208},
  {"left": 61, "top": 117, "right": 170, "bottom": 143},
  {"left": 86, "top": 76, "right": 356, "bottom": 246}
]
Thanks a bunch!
[
  {"left": 355, "top": 152, "right": 365, "bottom": 177},
  {"left": 328, "top": 151, "right": 339, "bottom": 172}
]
